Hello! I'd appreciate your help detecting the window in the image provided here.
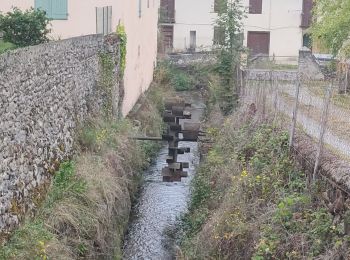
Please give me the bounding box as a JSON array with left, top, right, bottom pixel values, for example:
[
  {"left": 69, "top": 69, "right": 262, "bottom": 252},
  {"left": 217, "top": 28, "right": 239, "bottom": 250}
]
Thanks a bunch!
[
  {"left": 303, "top": 34, "right": 312, "bottom": 48},
  {"left": 249, "top": 0, "right": 262, "bottom": 14},
  {"left": 96, "top": 6, "right": 112, "bottom": 36},
  {"left": 301, "top": 0, "right": 313, "bottom": 28},
  {"left": 189, "top": 31, "right": 196, "bottom": 51},
  {"left": 35, "top": 0, "right": 68, "bottom": 20},
  {"left": 160, "top": 0, "right": 175, "bottom": 23},
  {"left": 214, "top": 0, "right": 226, "bottom": 13},
  {"left": 213, "top": 26, "right": 225, "bottom": 45},
  {"left": 138, "top": 0, "right": 142, "bottom": 17}
]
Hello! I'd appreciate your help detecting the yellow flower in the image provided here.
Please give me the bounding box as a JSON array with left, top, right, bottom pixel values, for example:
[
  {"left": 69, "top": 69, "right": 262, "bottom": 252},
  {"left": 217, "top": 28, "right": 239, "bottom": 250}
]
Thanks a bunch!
[{"left": 241, "top": 169, "right": 248, "bottom": 177}]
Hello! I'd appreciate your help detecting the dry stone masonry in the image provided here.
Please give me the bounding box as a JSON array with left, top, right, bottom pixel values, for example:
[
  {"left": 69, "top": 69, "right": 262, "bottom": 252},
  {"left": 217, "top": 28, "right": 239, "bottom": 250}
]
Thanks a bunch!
[{"left": 0, "top": 34, "right": 121, "bottom": 234}]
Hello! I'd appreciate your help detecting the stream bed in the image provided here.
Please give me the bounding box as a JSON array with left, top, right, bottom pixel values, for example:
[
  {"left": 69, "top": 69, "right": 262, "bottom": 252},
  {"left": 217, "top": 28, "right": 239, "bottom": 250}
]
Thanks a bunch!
[{"left": 123, "top": 94, "right": 205, "bottom": 260}]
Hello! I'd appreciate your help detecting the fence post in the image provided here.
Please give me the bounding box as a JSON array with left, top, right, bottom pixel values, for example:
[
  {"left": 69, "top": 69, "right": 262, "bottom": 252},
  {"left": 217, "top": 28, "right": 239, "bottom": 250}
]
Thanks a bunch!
[
  {"left": 289, "top": 77, "right": 301, "bottom": 149},
  {"left": 345, "top": 69, "right": 348, "bottom": 95},
  {"left": 313, "top": 84, "right": 332, "bottom": 182},
  {"left": 262, "top": 78, "right": 267, "bottom": 119},
  {"left": 270, "top": 70, "right": 279, "bottom": 121}
]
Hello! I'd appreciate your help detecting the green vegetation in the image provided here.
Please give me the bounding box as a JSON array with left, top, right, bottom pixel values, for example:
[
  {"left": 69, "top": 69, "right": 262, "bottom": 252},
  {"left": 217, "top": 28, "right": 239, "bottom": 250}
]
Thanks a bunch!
[
  {"left": 98, "top": 52, "right": 117, "bottom": 117},
  {"left": 0, "top": 8, "right": 50, "bottom": 47},
  {"left": 312, "top": 0, "right": 350, "bottom": 57},
  {"left": 0, "top": 40, "right": 16, "bottom": 54},
  {"left": 155, "top": 62, "right": 194, "bottom": 91},
  {"left": 0, "top": 84, "right": 165, "bottom": 259},
  {"left": 0, "top": 120, "right": 153, "bottom": 259},
  {"left": 180, "top": 113, "right": 347, "bottom": 259},
  {"left": 214, "top": 0, "right": 245, "bottom": 114},
  {"left": 116, "top": 23, "right": 127, "bottom": 77},
  {"left": 250, "top": 59, "right": 298, "bottom": 70},
  {"left": 154, "top": 61, "right": 215, "bottom": 92}
]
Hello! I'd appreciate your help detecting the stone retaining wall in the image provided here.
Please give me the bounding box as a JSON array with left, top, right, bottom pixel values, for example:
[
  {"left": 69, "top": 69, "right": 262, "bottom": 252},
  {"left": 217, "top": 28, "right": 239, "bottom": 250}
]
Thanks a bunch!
[{"left": 0, "top": 34, "right": 121, "bottom": 233}]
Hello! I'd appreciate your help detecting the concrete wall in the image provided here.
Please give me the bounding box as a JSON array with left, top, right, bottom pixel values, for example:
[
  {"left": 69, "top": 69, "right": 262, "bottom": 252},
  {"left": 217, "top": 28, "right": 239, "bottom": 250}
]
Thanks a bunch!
[
  {"left": 0, "top": 35, "right": 121, "bottom": 234},
  {"left": 0, "top": 0, "right": 159, "bottom": 116},
  {"left": 173, "top": 0, "right": 217, "bottom": 51},
  {"left": 298, "top": 47, "right": 325, "bottom": 81},
  {"left": 242, "top": 0, "right": 304, "bottom": 57}
]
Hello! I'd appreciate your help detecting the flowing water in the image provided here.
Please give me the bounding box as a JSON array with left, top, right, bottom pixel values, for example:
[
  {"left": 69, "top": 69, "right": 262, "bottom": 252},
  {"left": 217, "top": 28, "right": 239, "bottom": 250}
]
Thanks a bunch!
[{"left": 123, "top": 94, "right": 205, "bottom": 260}]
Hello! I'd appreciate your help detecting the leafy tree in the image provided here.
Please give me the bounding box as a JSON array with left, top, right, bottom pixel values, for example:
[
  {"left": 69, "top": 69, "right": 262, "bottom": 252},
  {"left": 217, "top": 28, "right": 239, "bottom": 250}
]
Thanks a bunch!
[
  {"left": 214, "top": 0, "right": 245, "bottom": 114},
  {"left": 0, "top": 8, "right": 50, "bottom": 47},
  {"left": 312, "top": 0, "right": 350, "bottom": 57}
]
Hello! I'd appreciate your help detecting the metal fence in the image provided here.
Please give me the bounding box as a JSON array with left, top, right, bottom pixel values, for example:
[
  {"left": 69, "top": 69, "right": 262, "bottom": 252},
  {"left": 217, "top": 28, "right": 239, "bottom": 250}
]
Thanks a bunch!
[{"left": 242, "top": 65, "right": 350, "bottom": 183}]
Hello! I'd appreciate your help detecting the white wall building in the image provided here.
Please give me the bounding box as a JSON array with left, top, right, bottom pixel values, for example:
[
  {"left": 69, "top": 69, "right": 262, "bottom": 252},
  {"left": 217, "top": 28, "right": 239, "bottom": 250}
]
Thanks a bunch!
[
  {"left": 160, "top": 0, "right": 312, "bottom": 58},
  {"left": 243, "top": 0, "right": 312, "bottom": 59},
  {"left": 159, "top": 0, "right": 218, "bottom": 53},
  {"left": 173, "top": 0, "right": 217, "bottom": 52}
]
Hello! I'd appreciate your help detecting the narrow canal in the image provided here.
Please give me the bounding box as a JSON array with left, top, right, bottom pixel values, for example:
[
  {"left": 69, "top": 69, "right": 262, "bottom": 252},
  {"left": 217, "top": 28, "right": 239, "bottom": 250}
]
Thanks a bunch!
[{"left": 123, "top": 93, "right": 205, "bottom": 260}]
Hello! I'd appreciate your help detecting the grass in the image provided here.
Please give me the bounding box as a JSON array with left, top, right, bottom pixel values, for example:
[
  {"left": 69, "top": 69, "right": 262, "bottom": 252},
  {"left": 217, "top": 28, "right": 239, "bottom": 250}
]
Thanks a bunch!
[
  {"left": 0, "top": 83, "right": 165, "bottom": 259},
  {"left": 0, "top": 40, "right": 16, "bottom": 54},
  {"left": 179, "top": 109, "right": 347, "bottom": 259},
  {"left": 155, "top": 61, "right": 214, "bottom": 92},
  {"left": 306, "top": 81, "right": 350, "bottom": 110},
  {"left": 0, "top": 60, "right": 214, "bottom": 259},
  {"left": 250, "top": 60, "right": 298, "bottom": 70}
]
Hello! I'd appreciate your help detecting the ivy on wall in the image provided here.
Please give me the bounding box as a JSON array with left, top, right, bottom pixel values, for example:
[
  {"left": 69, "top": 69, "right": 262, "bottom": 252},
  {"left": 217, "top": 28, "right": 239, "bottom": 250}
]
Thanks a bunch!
[
  {"left": 98, "top": 52, "right": 115, "bottom": 117},
  {"left": 117, "top": 23, "right": 127, "bottom": 77},
  {"left": 98, "top": 25, "right": 127, "bottom": 118}
]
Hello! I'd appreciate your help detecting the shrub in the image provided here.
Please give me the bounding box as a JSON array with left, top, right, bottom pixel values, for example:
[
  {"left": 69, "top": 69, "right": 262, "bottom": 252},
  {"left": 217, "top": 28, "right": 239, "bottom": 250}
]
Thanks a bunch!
[
  {"left": 180, "top": 113, "right": 346, "bottom": 259},
  {"left": 171, "top": 71, "right": 193, "bottom": 91},
  {"left": 0, "top": 40, "right": 16, "bottom": 54},
  {"left": 0, "top": 8, "right": 50, "bottom": 47}
]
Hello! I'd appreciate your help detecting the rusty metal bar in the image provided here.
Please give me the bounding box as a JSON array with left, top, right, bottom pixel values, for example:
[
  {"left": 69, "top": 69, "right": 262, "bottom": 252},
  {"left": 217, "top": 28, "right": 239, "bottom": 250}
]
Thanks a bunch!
[{"left": 129, "top": 136, "right": 163, "bottom": 141}]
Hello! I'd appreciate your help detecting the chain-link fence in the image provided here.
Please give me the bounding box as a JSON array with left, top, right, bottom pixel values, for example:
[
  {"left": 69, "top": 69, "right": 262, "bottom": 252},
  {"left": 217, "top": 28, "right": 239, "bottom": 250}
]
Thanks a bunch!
[{"left": 242, "top": 59, "right": 350, "bottom": 182}]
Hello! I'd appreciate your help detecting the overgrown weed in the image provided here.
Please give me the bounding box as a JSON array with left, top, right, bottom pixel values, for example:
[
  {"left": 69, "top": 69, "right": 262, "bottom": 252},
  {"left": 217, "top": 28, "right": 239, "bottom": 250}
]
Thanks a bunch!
[
  {"left": 154, "top": 61, "right": 214, "bottom": 92},
  {"left": 0, "top": 83, "right": 165, "bottom": 259},
  {"left": 180, "top": 110, "right": 348, "bottom": 259}
]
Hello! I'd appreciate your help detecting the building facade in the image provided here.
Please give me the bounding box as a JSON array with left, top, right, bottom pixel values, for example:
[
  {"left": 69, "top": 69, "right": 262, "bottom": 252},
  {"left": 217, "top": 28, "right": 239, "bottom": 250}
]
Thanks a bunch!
[
  {"left": 160, "top": 0, "right": 312, "bottom": 58},
  {"left": 0, "top": 0, "right": 159, "bottom": 116},
  {"left": 159, "top": 0, "right": 218, "bottom": 53},
  {"left": 243, "top": 0, "right": 312, "bottom": 58}
]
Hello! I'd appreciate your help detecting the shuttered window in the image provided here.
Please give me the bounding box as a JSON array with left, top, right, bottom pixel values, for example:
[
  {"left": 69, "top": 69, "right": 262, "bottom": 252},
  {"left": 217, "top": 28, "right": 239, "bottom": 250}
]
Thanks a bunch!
[
  {"left": 35, "top": 0, "right": 68, "bottom": 20},
  {"left": 139, "top": 0, "right": 142, "bottom": 18},
  {"left": 249, "top": 0, "right": 262, "bottom": 14},
  {"left": 213, "top": 26, "right": 225, "bottom": 45},
  {"left": 96, "top": 6, "right": 112, "bottom": 36}
]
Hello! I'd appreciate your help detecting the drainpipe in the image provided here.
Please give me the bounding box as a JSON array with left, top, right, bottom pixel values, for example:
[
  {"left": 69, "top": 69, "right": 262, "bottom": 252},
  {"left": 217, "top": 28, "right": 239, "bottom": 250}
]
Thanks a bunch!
[
  {"left": 268, "top": 0, "right": 272, "bottom": 56},
  {"left": 268, "top": 0, "right": 272, "bottom": 31}
]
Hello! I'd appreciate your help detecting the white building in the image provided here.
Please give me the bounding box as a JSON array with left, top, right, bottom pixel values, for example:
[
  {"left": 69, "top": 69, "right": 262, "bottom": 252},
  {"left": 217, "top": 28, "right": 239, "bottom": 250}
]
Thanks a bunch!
[
  {"left": 159, "top": 0, "right": 218, "bottom": 52},
  {"left": 173, "top": 0, "right": 217, "bottom": 52},
  {"left": 243, "top": 0, "right": 312, "bottom": 58},
  {"left": 160, "top": 0, "right": 313, "bottom": 58}
]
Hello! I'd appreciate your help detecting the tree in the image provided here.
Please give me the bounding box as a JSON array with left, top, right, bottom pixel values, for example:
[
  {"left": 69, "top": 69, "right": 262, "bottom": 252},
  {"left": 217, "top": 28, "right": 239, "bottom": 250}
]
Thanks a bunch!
[
  {"left": 0, "top": 8, "right": 51, "bottom": 47},
  {"left": 214, "top": 0, "right": 245, "bottom": 114},
  {"left": 312, "top": 0, "right": 350, "bottom": 57}
]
